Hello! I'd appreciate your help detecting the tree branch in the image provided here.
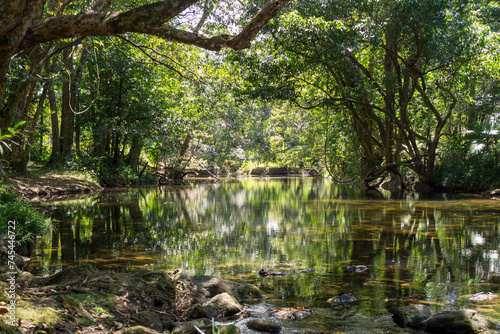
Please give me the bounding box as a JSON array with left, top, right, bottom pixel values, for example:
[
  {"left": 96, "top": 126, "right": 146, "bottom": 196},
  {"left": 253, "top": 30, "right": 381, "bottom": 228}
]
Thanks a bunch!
[{"left": 17, "top": 0, "right": 293, "bottom": 53}]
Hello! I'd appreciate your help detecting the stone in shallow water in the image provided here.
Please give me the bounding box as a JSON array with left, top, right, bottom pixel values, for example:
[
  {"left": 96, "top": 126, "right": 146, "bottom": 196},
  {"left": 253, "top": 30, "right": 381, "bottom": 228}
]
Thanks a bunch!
[
  {"left": 393, "top": 305, "right": 492, "bottom": 334},
  {"left": 246, "top": 319, "right": 282, "bottom": 333},
  {"left": 258, "top": 269, "right": 287, "bottom": 276},
  {"left": 392, "top": 304, "right": 433, "bottom": 328},
  {"left": 347, "top": 265, "right": 368, "bottom": 272},
  {"left": 420, "top": 309, "right": 491, "bottom": 334},
  {"left": 468, "top": 292, "right": 499, "bottom": 302},
  {"left": 265, "top": 306, "right": 312, "bottom": 320},
  {"left": 327, "top": 293, "right": 357, "bottom": 304}
]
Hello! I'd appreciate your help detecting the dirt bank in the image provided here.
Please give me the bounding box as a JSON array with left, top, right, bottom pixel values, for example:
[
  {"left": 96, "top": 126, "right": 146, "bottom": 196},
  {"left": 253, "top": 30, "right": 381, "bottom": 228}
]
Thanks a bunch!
[{"left": 3, "top": 172, "right": 103, "bottom": 200}]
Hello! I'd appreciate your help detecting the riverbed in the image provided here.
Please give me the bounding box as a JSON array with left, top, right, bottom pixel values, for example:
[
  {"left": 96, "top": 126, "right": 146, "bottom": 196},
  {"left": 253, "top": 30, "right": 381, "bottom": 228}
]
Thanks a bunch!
[{"left": 30, "top": 177, "right": 500, "bottom": 332}]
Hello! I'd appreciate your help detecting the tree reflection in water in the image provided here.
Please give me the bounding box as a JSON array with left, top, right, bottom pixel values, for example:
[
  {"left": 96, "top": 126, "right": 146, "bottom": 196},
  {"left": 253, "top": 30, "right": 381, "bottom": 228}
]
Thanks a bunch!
[{"left": 32, "top": 178, "right": 500, "bottom": 323}]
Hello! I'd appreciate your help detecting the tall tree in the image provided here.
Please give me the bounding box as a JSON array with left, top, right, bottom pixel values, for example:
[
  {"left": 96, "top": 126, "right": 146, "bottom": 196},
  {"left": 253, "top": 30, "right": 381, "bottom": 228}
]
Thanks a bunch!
[{"left": 239, "top": 0, "right": 492, "bottom": 190}]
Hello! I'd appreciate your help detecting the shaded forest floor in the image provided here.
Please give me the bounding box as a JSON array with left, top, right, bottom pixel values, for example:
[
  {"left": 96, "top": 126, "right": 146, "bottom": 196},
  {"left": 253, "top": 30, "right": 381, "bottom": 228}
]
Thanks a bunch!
[
  {"left": 0, "top": 264, "right": 192, "bottom": 334},
  {"left": 3, "top": 168, "right": 103, "bottom": 200}
]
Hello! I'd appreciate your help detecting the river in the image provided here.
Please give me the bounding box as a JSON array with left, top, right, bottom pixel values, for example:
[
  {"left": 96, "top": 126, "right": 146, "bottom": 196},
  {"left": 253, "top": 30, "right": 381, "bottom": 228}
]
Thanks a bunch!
[{"left": 30, "top": 177, "right": 500, "bottom": 333}]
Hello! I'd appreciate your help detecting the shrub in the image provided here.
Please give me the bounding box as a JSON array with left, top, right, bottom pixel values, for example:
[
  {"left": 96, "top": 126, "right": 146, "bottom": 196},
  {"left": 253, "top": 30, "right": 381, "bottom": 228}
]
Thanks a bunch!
[{"left": 0, "top": 188, "right": 52, "bottom": 256}]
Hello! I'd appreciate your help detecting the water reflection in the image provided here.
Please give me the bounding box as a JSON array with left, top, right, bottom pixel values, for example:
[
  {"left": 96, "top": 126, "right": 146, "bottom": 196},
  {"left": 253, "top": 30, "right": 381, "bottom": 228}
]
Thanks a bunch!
[{"left": 32, "top": 177, "right": 500, "bottom": 325}]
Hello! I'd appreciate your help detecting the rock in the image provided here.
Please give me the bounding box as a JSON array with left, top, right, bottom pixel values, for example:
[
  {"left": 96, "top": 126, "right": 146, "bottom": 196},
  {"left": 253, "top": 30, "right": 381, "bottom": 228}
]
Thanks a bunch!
[
  {"left": 468, "top": 292, "right": 499, "bottom": 302},
  {"left": 184, "top": 304, "right": 217, "bottom": 319},
  {"left": 116, "top": 326, "right": 159, "bottom": 334},
  {"left": 258, "top": 269, "right": 287, "bottom": 276},
  {"left": 393, "top": 304, "right": 433, "bottom": 328},
  {"left": 420, "top": 309, "right": 491, "bottom": 334},
  {"left": 233, "top": 282, "right": 263, "bottom": 302},
  {"left": 347, "top": 265, "right": 368, "bottom": 272},
  {"left": 172, "top": 319, "right": 212, "bottom": 334},
  {"left": 158, "top": 314, "right": 174, "bottom": 331},
  {"left": 266, "top": 306, "right": 312, "bottom": 320},
  {"left": 206, "top": 292, "right": 243, "bottom": 317},
  {"left": 218, "top": 324, "right": 241, "bottom": 334},
  {"left": 182, "top": 275, "right": 262, "bottom": 301},
  {"left": 131, "top": 310, "right": 163, "bottom": 332},
  {"left": 246, "top": 319, "right": 282, "bottom": 333},
  {"left": 490, "top": 189, "right": 500, "bottom": 197},
  {"left": 327, "top": 293, "right": 357, "bottom": 304}
]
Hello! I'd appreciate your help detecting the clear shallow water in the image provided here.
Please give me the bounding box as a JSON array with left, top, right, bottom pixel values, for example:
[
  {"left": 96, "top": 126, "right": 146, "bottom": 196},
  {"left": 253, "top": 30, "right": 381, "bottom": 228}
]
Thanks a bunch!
[{"left": 31, "top": 177, "right": 500, "bottom": 332}]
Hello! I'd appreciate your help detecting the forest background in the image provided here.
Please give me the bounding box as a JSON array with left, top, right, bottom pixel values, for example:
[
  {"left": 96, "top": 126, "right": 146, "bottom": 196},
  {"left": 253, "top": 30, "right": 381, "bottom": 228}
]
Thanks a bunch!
[{"left": 1, "top": 0, "right": 500, "bottom": 193}]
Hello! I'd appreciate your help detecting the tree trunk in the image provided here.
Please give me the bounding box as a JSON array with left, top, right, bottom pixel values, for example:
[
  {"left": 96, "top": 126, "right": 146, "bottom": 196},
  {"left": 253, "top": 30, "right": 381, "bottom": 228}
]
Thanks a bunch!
[
  {"left": 19, "top": 84, "right": 48, "bottom": 174},
  {"left": 112, "top": 133, "right": 120, "bottom": 164},
  {"left": 127, "top": 135, "right": 143, "bottom": 171},
  {"left": 60, "top": 49, "right": 73, "bottom": 156},
  {"left": 48, "top": 80, "right": 61, "bottom": 159}
]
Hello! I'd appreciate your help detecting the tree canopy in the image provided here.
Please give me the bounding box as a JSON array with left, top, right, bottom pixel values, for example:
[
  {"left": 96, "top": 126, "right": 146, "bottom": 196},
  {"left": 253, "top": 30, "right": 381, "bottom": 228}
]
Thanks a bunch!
[{"left": 1, "top": 0, "right": 500, "bottom": 192}]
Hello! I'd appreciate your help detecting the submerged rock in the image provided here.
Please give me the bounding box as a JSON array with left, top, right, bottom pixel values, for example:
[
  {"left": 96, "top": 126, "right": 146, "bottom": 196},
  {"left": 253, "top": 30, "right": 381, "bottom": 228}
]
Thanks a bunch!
[
  {"left": 246, "top": 319, "right": 282, "bottom": 333},
  {"left": 468, "top": 292, "right": 499, "bottom": 302},
  {"left": 327, "top": 293, "right": 357, "bottom": 304},
  {"left": 258, "top": 269, "right": 287, "bottom": 276},
  {"left": 347, "top": 265, "right": 368, "bottom": 272}
]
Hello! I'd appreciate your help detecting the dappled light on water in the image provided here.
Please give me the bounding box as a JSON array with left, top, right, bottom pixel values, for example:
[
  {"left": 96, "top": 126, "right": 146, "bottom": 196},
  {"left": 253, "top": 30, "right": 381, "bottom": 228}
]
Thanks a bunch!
[{"left": 31, "top": 178, "right": 500, "bottom": 330}]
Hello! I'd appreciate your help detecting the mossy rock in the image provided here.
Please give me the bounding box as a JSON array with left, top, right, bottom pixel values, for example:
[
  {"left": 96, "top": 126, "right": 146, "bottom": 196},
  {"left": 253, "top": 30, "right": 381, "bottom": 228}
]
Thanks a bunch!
[
  {"left": 206, "top": 293, "right": 243, "bottom": 317},
  {"left": 16, "top": 300, "right": 64, "bottom": 330},
  {"left": 182, "top": 275, "right": 262, "bottom": 302},
  {"left": 172, "top": 318, "right": 212, "bottom": 334},
  {"left": 131, "top": 310, "right": 163, "bottom": 332},
  {"left": 233, "top": 283, "right": 263, "bottom": 301},
  {"left": 0, "top": 281, "right": 10, "bottom": 303},
  {"left": 116, "top": 325, "right": 160, "bottom": 334},
  {"left": 184, "top": 304, "right": 217, "bottom": 319}
]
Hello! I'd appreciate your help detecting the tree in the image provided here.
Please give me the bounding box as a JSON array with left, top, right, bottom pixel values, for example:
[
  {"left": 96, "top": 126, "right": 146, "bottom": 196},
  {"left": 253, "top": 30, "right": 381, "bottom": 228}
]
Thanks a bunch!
[
  {"left": 238, "top": 0, "right": 493, "bottom": 190},
  {"left": 0, "top": 0, "right": 292, "bottom": 95},
  {"left": 0, "top": 0, "right": 293, "bottom": 174}
]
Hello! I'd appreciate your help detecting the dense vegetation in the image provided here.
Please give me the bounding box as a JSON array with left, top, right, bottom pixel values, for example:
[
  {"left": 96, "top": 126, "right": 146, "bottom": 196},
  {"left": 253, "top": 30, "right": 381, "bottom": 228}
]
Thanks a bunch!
[
  {"left": 1, "top": 0, "right": 500, "bottom": 192},
  {"left": 0, "top": 187, "right": 51, "bottom": 255}
]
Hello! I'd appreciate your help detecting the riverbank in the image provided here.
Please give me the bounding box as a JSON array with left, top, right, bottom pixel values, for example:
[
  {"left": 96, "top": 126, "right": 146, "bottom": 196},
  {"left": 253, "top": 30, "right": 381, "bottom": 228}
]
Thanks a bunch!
[
  {"left": 0, "top": 263, "right": 245, "bottom": 334},
  {"left": 3, "top": 170, "right": 103, "bottom": 200}
]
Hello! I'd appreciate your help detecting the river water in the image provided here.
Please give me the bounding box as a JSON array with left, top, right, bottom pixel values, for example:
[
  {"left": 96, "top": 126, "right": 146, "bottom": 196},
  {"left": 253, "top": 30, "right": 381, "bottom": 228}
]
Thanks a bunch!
[{"left": 31, "top": 177, "right": 500, "bottom": 333}]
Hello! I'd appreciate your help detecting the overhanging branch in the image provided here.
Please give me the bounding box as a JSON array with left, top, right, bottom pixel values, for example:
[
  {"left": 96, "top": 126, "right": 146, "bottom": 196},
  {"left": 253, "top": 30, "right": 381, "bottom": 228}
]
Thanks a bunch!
[{"left": 17, "top": 0, "right": 293, "bottom": 54}]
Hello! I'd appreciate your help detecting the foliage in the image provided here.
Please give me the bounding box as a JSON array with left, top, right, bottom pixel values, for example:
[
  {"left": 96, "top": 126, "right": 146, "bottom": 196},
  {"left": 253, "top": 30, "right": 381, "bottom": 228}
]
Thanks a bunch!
[
  {"left": 0, "top": 187, "right": 51, "bottom": 255},
  {"left": 0, "top": 121, "right": 26, "bottom": 174},
  {"left": 1, "top": 0, "right": 500, "bottom": 190},
  {"left": 233, "top": 0, "right": 498, "bottom": 188},
  {"left": 437, "top": 113, "right": 500, "bottom": 192}
]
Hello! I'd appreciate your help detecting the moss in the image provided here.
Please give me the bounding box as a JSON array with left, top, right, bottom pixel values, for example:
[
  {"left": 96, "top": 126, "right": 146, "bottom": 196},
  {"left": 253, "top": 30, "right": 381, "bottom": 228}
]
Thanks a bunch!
[
  {"left": 16, "top": 300, "right": 62, "bottom": 329},
  {"left": 0, "top": 281, "right": 10, "bottom": 303},
  {"left": 0, "top": 321, "right": 18, "bottom": 334},
  {"left": 117, "top": 326, "right": 160, "bottom": 334}
]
